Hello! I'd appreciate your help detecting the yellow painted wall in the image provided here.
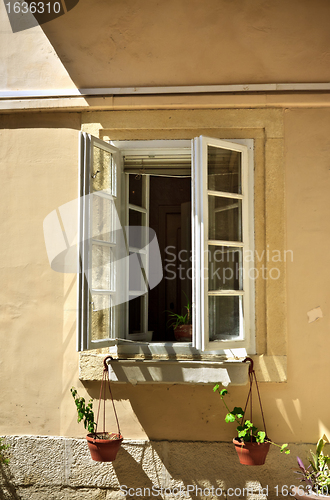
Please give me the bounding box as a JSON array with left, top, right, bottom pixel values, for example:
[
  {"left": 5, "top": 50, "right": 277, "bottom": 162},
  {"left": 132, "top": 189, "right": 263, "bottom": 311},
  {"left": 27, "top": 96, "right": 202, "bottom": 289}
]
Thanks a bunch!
[{"left": 0, "top": 113, "right": 81, "bottom": 436}]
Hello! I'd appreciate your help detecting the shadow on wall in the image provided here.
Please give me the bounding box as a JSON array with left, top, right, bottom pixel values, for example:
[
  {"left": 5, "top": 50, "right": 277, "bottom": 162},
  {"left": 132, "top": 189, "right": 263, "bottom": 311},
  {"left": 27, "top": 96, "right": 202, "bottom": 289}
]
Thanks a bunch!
[
  {"left": 0, "top": 435, "right": 312, "bottom": 500},
  {"left": 112, "top": 446, "right": 163, "bottom": 500},
  {"left": 0, "top": 463, "right": 21, "bottom": 500},
  {"left": 111, "top": 440, "right": 307, "bottom": 500}
]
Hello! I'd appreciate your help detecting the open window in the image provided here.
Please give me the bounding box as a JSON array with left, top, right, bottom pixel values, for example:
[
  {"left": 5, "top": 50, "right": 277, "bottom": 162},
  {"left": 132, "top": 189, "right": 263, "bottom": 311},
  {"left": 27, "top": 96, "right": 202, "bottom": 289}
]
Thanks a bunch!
[{"left": 78, "top": 134, "right": 254, "bottom": 353}]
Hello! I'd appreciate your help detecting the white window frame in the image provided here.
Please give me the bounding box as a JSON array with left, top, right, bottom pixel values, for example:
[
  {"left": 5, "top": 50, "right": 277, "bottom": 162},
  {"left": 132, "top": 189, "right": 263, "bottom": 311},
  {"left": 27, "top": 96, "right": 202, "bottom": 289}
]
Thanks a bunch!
[
  {"left": 78, "top": 133, "right": 126, "bottom": 351},
  {"left": 193, "top": 136, "right": 255, "bottom": 352},
  {"left": 78, "top": 134, "right": 255, "bottom": 354}
]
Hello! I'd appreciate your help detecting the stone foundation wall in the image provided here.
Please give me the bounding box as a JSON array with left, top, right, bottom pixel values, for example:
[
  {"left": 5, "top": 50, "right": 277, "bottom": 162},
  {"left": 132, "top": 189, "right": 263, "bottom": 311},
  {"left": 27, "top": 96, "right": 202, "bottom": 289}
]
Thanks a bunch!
[{"left": 0, "top": 436, "right": 311, "bottom": 500}]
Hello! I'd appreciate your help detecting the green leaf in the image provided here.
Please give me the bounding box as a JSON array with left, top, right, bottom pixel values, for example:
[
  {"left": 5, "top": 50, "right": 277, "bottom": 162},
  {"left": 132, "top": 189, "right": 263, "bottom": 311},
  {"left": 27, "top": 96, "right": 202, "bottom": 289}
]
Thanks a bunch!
[
  {"left": 231, "top": 407, "right": 244, "bottom": 418},
  {"left": 257, "top": 431, "right": 266, "bottom": 443},
  {"left": 220, "top": 388, "right": 228, "bottom": 397},
  {"left": 316, "top": 438, "right": 325, "bottom": 456},
  {"left": 238, "top": 429, "right": 248, "bottom": 438},
  {"left": 251, "top": 425, "right": 258, "bottom": 435},
  {"left": 225, "top": 413, "right": 236, "bottom": 423},
  {"left": 213, "top": 384, "right": 220, "bottom": 392}
]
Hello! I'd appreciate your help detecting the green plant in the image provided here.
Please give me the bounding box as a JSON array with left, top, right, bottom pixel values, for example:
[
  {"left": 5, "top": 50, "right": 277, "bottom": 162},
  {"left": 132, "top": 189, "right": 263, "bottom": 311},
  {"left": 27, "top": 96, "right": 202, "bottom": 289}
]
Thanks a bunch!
[
  {"left": 0, "top": 437, "right": 10, "bottom": 465},
  {"left": 167, "top": 294, "right": 191, "bottom": 329},
  {"left": 213, "top": 384, "right": 290, "bottom": 454},
  {"left": 295, "top": 437, "right": 330, "bottom": 495},
  {"left": 71, "top": 387, "right": 96, "bottom": 434}
]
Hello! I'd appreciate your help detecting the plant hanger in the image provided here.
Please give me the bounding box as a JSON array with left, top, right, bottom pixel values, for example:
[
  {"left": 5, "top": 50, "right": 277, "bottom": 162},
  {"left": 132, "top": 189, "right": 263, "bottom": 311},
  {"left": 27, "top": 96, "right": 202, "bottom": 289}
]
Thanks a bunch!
[
  {"left": 214, "top": 356, "right": 290, "bottom": 465},
  {"left": 241, "top": 357, "right": 267, "bottom": 442},
  {"left": 93, "top": 355, "right": 121, "bottom": 440},
  {"left": 86, "top": 355, "right": 123, "bottom": 462}
]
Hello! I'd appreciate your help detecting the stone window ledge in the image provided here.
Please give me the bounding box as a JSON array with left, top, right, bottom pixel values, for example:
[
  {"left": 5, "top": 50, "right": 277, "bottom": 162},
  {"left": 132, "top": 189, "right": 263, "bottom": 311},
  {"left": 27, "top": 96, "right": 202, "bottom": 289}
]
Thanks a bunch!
[{"left": 79, "top": 353, "right": 287, "bottom": 384}]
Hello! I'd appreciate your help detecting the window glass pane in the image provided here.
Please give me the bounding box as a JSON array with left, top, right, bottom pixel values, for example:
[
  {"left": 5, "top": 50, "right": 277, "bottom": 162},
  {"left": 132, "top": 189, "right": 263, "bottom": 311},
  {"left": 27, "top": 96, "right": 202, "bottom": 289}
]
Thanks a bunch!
[
  {"left": 92, "top": 194, "right": 116, "bottom": 243},
  {"left": 129, "top": 295, "right": 145, "bottom": 333},
  {"left": 208, "top": 196, "right": 242, "bottom": 242},
  {"left": 207, "top": 145, "right": 241, "bottom": 194},
  {"left": 129, "top": 210, "right": 146, "bottom": 248},
  {"left": 92, "top": 244, "right": 114, "bottom": 290},
  {"left": 92, "top": 145, "right": 115, "bottom": 194},
  {"left": 208, "top": 245, "right": 242, "bottom": 291},
  {"left": 209, "top": 295, "right": 243, "bottom": 340},
  {"left": 129, "top": 252, "right": 146, "bottom": 292},
  {"left": 90, "top": 294, "right": 112, "bottom": 340},
  {"left": 129, "top": 174, "right": 143, "bottom": 207}
]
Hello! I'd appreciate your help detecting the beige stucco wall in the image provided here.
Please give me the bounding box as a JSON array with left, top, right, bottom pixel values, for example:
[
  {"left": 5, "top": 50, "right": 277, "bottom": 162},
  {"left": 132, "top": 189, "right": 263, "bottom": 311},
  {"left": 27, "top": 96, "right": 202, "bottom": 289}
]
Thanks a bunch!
[
  {"left": 0, "top": 3, "right": 76, "bottom": 91},
  {"left": 0, "top": 112, "right": 81, "bottom": 436}
]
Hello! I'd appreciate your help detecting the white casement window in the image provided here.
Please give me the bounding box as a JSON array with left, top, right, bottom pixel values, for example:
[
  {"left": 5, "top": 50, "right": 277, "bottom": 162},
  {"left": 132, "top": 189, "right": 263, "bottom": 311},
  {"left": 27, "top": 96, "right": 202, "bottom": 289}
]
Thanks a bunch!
[{"left": 78, "top": 133, "right": 254, "bottom": 353}]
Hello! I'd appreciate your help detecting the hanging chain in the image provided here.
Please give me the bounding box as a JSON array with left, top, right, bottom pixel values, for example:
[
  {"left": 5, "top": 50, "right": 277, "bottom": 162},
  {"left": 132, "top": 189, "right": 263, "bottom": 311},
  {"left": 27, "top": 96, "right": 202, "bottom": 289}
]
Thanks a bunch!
[
  {"left": 94, "top": 356, "right": 121, "bottom": 438},
  {"left": 241, "top": 357, "right": 267, "bottom": 441}
]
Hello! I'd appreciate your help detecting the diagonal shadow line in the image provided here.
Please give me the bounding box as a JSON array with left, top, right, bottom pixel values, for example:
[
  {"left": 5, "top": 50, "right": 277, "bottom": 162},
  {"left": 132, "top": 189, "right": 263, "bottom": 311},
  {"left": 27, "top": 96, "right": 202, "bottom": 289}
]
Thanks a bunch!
[{"left": 0, "top": 463, "right": 21, "bottom": 500}]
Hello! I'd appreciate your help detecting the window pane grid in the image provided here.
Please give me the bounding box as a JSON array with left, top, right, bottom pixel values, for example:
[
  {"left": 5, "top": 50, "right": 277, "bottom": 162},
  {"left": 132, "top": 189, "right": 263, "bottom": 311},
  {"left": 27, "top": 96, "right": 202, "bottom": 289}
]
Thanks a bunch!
[
  {"left": 208, "top": 195, "right": 242, "bottom": 242},
  {"left": 90, "top": 293, "right": 113, "bottom": 341},
  {"left": 91, "top": 239, "right": 116, "bottom": 248},
  {"left": 128, "top": 203, "right": 147, "bottom": 214},
  {"left": 208, "top": 240, "right": 244, "bottom": 247},
  {"left": 207, "top": 190, "right": 243, "bottom": 200},
  {"left": 202, "top": 139, "right": 248, "bottom": 347},
  {"left": 92, "top": 145, "right": 116, "bottom": 196}
]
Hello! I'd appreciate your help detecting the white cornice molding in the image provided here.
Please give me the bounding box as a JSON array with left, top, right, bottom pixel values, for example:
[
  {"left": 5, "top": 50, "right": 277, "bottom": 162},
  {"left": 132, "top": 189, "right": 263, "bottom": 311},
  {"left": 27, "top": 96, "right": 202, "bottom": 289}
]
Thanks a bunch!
[{"left": 1, "top": 82, "right": 330, "bottom": 99}]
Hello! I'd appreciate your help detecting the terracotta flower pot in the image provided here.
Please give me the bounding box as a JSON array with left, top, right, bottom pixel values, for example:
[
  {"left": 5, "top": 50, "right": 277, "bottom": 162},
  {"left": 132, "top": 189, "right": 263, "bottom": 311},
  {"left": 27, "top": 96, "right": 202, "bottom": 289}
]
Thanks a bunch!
[
  {"left": 86, "top": 432, "right": 123, "bottom": 462},
  {"left": 292, "top": 486, "right": 330, "bottom": 500},
  {"left": 174, "top": 324, "right": 192, "bottom": 342},
  {"left": 233, "top": 438, "right": 270, "bottom": 466}
]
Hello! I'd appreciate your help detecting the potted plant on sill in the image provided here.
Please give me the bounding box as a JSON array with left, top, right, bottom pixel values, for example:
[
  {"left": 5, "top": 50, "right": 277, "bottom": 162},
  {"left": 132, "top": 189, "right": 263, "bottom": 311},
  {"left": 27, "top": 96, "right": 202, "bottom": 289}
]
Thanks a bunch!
[
  {"left": 213, "top": 358, "right": 290, "bottom": 466},
  {"left": 71, "top": 357, "right": 123, "bottom": 462},
  {"left": 168, "top": 295, "right": 192, "bottom": 342},
  {"left": 292, "top": 436, "right": 330, "bottom": 499}
]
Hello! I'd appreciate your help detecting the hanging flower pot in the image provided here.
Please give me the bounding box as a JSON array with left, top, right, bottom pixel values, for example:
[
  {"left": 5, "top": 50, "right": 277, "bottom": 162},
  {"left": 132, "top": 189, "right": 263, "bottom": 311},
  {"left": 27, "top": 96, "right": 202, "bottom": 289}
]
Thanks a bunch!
[
  {"left": 233, "top": 438, "right": 270, "bottom": 466},
  {"left": 71, "top": 355, "right": 123, "bottom": 462},
  {"left": 86, "top": 432, "right": 123, "bottom": 462},
  {"left": 213, "top": 357, "right": 290, "bottom": 466}
]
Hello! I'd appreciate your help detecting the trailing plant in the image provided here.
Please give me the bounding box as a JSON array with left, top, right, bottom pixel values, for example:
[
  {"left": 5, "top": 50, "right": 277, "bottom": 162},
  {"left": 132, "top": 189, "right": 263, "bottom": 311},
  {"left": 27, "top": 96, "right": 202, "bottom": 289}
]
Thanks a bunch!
[
  {"left": 167, "top": 294, "right": 191, "bottom": 329},
  {"left": 71, "top": 387, "right": 96, "bottom": 434},
  {"left": 295, "top": 437, "right": 330, "bottom": 495},
  {"left": 0, "top": 437, "right": 10, "bottom": 465},
  {"left": 213, "top": 384, "right": 290, "bottom": 454}
]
